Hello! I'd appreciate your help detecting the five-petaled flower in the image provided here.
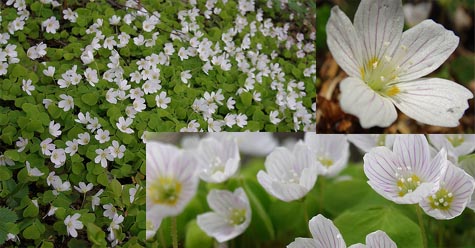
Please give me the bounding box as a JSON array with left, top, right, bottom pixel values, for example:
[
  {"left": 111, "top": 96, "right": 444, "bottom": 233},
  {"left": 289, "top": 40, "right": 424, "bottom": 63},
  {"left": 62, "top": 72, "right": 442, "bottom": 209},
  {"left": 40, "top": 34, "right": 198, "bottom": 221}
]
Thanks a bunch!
[
  {"left": 64, "top": 213, "right": 83, "bottom": 238},
  {"left": 327, "top": 0, "right": 473, "bottom": 128}
]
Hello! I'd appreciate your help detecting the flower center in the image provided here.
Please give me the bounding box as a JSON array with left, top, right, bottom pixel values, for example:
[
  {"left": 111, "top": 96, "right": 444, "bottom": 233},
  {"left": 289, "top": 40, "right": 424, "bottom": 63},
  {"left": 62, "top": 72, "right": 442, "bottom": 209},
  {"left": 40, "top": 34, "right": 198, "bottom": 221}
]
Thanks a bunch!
[
  {"left": 228, "top": 208, "right": 246, "bottom": 225},
  {"left": 446, "top": 135, "right": 464, "bottom": 147},
  {"left": 148, "top": 177, "right": 182, "bottom": 205},
  {"left": 318, "top": 156, "right": 333, "bottom": 167},
  {"left": 429, "top": 188, "right": 453, "bottom": 210},
  {"left": 396, "top": 168, "right": 422, "bottom": 197},
  {"left": 361, "top": 54, "right": 400, "bottom": 97}
]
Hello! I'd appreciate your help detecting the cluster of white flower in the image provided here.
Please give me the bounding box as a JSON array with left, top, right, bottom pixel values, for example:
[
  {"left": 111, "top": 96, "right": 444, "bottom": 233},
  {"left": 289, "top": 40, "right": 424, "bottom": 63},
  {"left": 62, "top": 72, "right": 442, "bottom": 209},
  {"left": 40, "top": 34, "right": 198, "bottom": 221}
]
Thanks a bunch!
[
  {"left": 363, "top": 134, "right": 475, "bottom": 219},
  {"left": 147, "top": 133, "right": 475, "bottom": 245}
]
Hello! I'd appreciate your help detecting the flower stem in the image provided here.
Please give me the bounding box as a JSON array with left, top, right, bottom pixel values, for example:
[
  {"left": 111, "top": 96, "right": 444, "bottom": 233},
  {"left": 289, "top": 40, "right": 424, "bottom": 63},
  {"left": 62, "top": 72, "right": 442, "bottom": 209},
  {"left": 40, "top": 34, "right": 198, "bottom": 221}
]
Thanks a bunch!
[
  {"left": 172, "top": 216, "right": 178, "bottom": 248},
  {"left": 80, "top": 193, "right": 86, "bottom": 209},
  {"left": 416, "top": 205, "right": 428, "bottom": 248},
  {"left": 159, "top": 226, "right": 166, "bottom": 248}
]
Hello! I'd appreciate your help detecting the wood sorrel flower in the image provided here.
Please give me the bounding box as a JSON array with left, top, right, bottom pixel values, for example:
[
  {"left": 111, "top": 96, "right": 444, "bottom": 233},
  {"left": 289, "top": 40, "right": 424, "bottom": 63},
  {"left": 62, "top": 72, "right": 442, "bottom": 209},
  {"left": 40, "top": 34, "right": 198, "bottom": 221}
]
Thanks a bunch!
[
  {"left": 288, "top": 214, "right": 397, "bottom": 248},
  {"left": 327, "top": 0, "right": 473, "bottom": 128},
  {"left": 364, "top": 135, "right": 446, "bottom": 204},
  {"left": 195, "top": 136, "right": 240, "bottom": 183},
  {"left": 257, "top": 142, "right": 317, "bottom": 202},
  {"left": 304, "top": 133, "right": 349, "bottom": 177},
  {"left": 419, "top": 161, "right": 475, "bottom": 219},
  {"left": 197, "top": 188, "right": 251, "bottom": 243}
]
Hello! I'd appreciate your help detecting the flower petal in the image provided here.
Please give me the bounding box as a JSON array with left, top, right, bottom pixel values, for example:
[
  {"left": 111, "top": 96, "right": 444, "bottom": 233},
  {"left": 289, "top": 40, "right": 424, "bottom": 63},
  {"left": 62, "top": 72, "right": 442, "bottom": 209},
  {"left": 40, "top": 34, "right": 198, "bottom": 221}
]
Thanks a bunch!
[
  {"left": 326, "top": 6, "right": 363, "bottom": 77},
  {"left": 393, "top": 20, "right": 459, "bottom": 81},
  {"left": 354, "top": 0, "right": 404, "bottom": 63},
  {"left": 287, "top": 238, "right": 318, "bottom": 248},
  {"left": 365, "top": 230, "right": 397, "bottom": 248},
  {"left": 392, "top": 135, "right": 433, "bottom": 179},
  {"left": 197, "top": 212, "right": 235, "bottom": 243},
  {"left": 391, "top": 78, "right": 473, "bottom": 127},
  {"left": 363, "top": 147, "right": 399, "bottom": 199},
  {"left": 340, "top": 77, "right": 397, "bottom": 128},
  {"left": 309, "top": 215, "right": 346, "bottom": 248}
]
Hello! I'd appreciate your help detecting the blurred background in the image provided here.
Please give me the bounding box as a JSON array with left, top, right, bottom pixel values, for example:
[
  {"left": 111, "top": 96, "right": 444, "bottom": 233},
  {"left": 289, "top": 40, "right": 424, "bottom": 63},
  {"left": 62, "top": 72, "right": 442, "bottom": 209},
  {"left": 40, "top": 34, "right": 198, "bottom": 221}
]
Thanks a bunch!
[{"left": 316, "top": 0, "right": 475, "bottom": 133}]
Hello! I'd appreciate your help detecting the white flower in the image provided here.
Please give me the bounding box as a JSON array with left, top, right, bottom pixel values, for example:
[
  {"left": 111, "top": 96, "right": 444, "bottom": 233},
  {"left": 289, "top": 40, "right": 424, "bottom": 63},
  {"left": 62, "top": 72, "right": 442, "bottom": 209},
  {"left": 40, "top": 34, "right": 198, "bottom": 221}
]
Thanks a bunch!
[
  {"left": 287, "top": 214, "right": 346, "bottom": 248},
  {"left": 347, "top": 230, "right": 397, "bottom": 248},
  {"left": 64, "top": 213, "right": 83, "bottom": 238},
  {"left": 50, "top": 149, "right": 66, "bottom": 167},
  {"left": 197, "top": 188, "right": 251, "bottom": 243},
  {"left": 0, "top": 153, "right": 15, "bottom": 166},
  {"left": 209, "top": 133, "right": 278, "bottom": 156},
  {"left": 236, "top": 113, "right": 248, "bottom": 128},
  {"left": 428, "top": 134, "right": 475, "bottom": 163},
  {"left": 116, "top": 117, "right": 134, "bottom": 134},
  {"left": 95, "top": 148, "right": 113, "bottom": 168},
  {"left": 40, "top": 138, "right": 55, "bottom": 156},
  {"left": 304, "top": 133, "right": 349, "bottom": 177},
  {"left": 226, "top": 97, "right": 235, "bottom": 110},
  {"left": 155, "top": 91, "right": 171, "bottom": 109},
  {"left": 22, "top": 79, "right": 35, "bottom": 95},
  {"left": 288, "top": 215, "right": 397, "bottom": 248},
  {"left": 270, "top": 110, "right": 282, "bottom": 124},
  {"left": 419, "top": 161, "right": 475, "bottom": 219},
  {"left": 146, "top": 141, "right": 199, "bottom": 237},
  {"left": 42, "top": 16, "right": 60, "bottom": 34},
  {"left": 364, "top": 135, "right": 446, "bottom": 204},
  {"left": 27, "top": 42, "right": 47, "bottom": 60},
  {"left": 109, "top": 140, "right": 125, "bottom": 159},
  {"left": 327, "top": 0, "right": 473, "bottom": 128},
  {"left": 16, "top": 137, "right": 28, "bottom": 152},
  {"left": 257, "top": 142, "right": 318, "bottom": 202},
  {"left": 78, "top": 132, "right": 90, "bottom": 145},
  {"left": 52, "top": 178, "right": 71, "bottom": 195},
  {"left": 49, "top": 121, "right": 62, "bottom": 137},
  {"left": 26, "top": 161, "right": 44, "bottom": 177},
  {"left": 0, "top": 63, "right": 8, "bottom": 76},
  {"left": 347, "top": 134, "right": 396, "bottom": 153},
  {"left": 63, "top": 8, "right": 78, "bottom": 22},
  {"left": 108, "top": 214, "right": 124, "bottom": 231},
  {"left": 43, "top": 66, "right": 55, "bottom": 77},
  {"left": 84, "top": 68, "right": 99, "bottom": 86},
  {"left": 95, "top": 129, "right": 110, "bottom": 144},
  {"left": 196, "top": 137, "right": 240, "bottom": 183},
  {"left": 103, "top": 204, "right": 118, "bottom": 219},
  {"left": 129, "top": 185, "right": 140, "bottom": 203},
  {"left": 58, "top": 94, "right": 74, "bottom": 111},
  {"left": 45, "top": 205, "right": 58, "bottom": 218},
  {"left": 181, "top": 70, "right": 192, "bottom": 84},
  {"left": 74, "top": 182, "right": 93, "bottom": 194},
  {"left": 91, "top": 189, "right": 103, "bottom": 211},
  {"left": 65, "top": 139, "right": 79, "bottom": 156}
]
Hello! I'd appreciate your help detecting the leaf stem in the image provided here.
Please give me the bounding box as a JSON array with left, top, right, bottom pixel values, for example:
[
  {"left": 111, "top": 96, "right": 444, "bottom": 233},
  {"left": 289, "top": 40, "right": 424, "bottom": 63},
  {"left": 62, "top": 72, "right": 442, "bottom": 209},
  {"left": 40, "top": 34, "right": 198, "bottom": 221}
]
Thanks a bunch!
[
  {"left": 416, "top": 205, "right": 428, "bottom": 248},
  {"left": 172, "top": 216, "right": 178, "bottom": 248}
]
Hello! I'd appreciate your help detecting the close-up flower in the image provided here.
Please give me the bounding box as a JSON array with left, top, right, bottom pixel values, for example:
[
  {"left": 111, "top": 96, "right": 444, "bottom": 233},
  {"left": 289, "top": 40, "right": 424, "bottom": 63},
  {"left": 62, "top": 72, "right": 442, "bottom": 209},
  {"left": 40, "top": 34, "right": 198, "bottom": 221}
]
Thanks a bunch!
[
  {"left": 364, "top": 135, "right": 446, "bottom": 204},
  {"left": 197, "top": 188, "right": 251, "bottom": 243},
  {"left": 304, "top": 133, "right": 349, "bottom": 177},
  {"left": 195, "top": 136, "right": 240, "bottom": 183},
  {"left": 326, "top": 0, "right": 472, "bottom": 128},
  {"left": 146, "top": 141, "right": 199, "bottom": 237},
  {"left": 419, "top": 161, "right": 475, "bottom": 219},
  {"left": 257, "top": 142, "right": 318, "bottom": 202},
  {"left": 64, "top": 213, "right": 83, "bottom": 238},
  {"left": 318, "top": 0, "right": 474, "bottom": 133}
]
